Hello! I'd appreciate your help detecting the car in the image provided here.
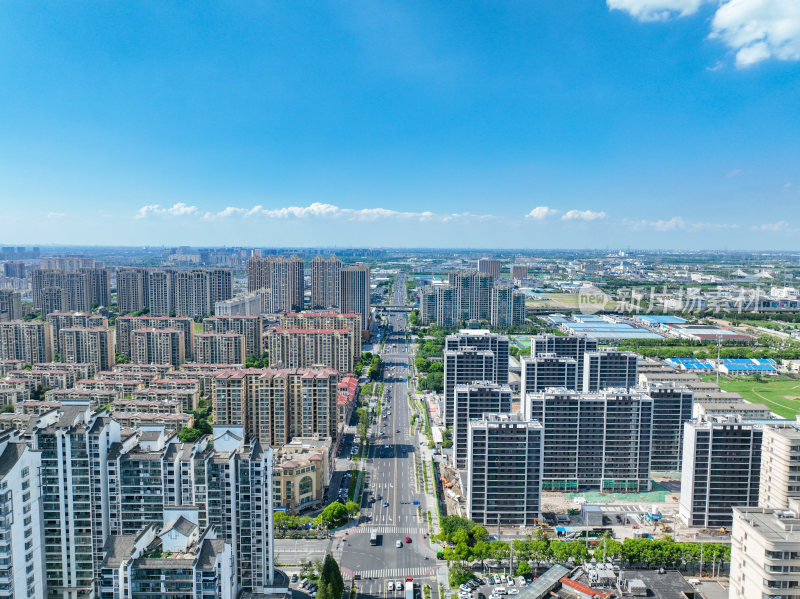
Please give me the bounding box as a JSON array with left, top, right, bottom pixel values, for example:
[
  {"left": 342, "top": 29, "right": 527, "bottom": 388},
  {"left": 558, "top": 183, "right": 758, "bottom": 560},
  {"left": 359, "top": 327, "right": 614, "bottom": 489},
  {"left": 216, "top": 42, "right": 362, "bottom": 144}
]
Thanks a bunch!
[
  {"left": 291, "top": 574, "right": 298, "bottom": 583},
  {"left": 495, "top": 588, "right": 507, "bottom": 596},
  {"left": 299, "top": 578, "right": 308, "bottom": 588},
  {"left": 508, "top": 591, "right": 519, "bottom": 596},
  {"left": 405, "top": 536, "right": 411, "bottom": 543},
  {"left": 487, "top": 576, "right": 495, "bottom": 585},
  {"left": 459, "top": 585, "right": 471, "bottom": 592},
  {"left": 396, "top": 429, "right": 400, "bottom": 433},
  {"left": 311, "top": 593, "right": 317, "bottom": 598},
  {"left": 383, "top": 501, "right": 389, "bottom": 507},
  {"left": 396, "top": 582, "right": 403, "bottom": 590},
  {"left": 458, "top": 594, "right": 472, "bottom": 599},
  {"left": 388, "top": 582, "right": 395, "bottom": 591},
  {"left": 507, "top": 579, "right": 515, "bottom": 586},
  {"left": 406, "top": 577, "right": 413, "bottom": 582},
  {"left": 395, "top": 540, "right": 402, "bottom": 548},
  {"left": 467, "top": 580, "right": 479, "bottom": 588},
  {"left": 376, "top": 494, "right": 382, "bottom": 500},
  {"left": 478, "top": 594, "right": 486, "bottom": 599}
]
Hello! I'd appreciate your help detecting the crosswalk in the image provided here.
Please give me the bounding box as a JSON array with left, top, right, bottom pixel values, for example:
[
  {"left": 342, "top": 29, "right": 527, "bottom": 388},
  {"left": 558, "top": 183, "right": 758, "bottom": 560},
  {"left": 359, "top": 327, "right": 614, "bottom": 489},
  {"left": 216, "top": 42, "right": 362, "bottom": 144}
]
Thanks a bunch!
[
  {"left": 362, "top": 525, "right": 424, "bottom": 534},
  {"left": 344, "top": 566, "right": 436, "bottom": 580}
]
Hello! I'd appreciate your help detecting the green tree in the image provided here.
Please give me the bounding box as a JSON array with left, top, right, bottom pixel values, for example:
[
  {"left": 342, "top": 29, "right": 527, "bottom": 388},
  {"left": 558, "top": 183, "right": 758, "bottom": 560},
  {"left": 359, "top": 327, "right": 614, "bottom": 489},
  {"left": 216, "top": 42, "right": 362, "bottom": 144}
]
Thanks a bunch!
[
  {"left": 472, "top": 541, "right": 490, "bottom": 569},
  {"left": 515, "top": 561, "right": 531, "bottom": 577},
  {"left": 490, "top": 541, "right": 509, "bottom": 568},
  {"left": 454, "top": 541, "right": 472, "bottom": 563},
  {"left": 448, "top": 563, "right": 473, "bottom": 587},
  {"left": 319, "top": 502, "right": 348, "bottom": 528},
  {"left": 345, "top": 501, "right": 360, "bottom": 518},
  {"left": 426, "top": 372, "right": 444, "bottom": 392},
  {"left": 115, "top": 353, "right": 130, "bottom": 364},
  {"left": 320, "top": 553, "right": 344, "bottom": 599},
  {"left": 0, "top": 405, "right": 14, "bottom": 414},
  {"left": 471, "top": 525, "right": 489, "bottom": 544},
  {"left": 440, "top": 515, "right": 475, "bottom": 540},
  {"left": 274, "top": 512, "right": 289, "bottom": 531},
  {"left": 451, "top": 529, "right": 470, "bottom": 546},
  {"left": 178, "top": 427, "right": 203, "bottom": 442}
]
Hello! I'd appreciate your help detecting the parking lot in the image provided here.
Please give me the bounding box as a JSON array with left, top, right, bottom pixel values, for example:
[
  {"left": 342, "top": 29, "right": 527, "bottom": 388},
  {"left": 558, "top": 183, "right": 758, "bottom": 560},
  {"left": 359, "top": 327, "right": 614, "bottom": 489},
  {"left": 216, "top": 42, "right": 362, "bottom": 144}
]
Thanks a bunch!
[{"left": 457, "top": 573, "right": 531, "bottom": 599}]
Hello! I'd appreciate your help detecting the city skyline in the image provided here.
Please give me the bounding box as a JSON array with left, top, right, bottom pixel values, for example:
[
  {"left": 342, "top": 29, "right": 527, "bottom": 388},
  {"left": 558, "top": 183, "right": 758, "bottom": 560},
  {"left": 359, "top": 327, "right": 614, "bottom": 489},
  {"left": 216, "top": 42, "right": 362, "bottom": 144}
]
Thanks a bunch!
[{"left": 1, "top": 1, "right": 799, "bottom": 249}]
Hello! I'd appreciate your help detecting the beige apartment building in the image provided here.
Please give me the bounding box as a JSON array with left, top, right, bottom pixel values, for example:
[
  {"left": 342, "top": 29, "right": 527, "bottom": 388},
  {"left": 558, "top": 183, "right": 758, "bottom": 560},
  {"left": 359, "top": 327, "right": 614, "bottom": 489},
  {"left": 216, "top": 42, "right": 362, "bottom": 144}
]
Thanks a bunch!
[
  {"left": 131, "top": 327, "right": 185, "bottom": 367},
  {"left": 0, "top": 320, "right": 54, "bottom": 363},
  {"left": 60, "top": 327, "right": 114, "bottom": 371},
  {"left": 193, "top": 332, "right": 247, "bottom": 365},
  {"left": 267, "top": 328, "right": 353, "bottom": 373}
]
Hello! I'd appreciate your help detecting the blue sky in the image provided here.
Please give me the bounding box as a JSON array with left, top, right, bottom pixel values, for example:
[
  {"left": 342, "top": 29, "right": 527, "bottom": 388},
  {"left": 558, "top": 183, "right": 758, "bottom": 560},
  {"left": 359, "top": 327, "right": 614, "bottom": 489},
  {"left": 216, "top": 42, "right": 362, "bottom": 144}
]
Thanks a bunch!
[{"left": 1, "top": 1, "right": 798, "bottom": 249}]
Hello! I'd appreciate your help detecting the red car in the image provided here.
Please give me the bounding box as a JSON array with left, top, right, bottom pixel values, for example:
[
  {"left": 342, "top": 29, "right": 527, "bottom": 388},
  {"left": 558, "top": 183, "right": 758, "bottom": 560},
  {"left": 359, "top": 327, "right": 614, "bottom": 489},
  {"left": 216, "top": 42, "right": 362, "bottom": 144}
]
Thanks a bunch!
[
  {"left": 406, "top": 577, "right": 413, "bottom": 582},
  {"left": 405, "top": 536, "right": 411, "bottom": 543}
]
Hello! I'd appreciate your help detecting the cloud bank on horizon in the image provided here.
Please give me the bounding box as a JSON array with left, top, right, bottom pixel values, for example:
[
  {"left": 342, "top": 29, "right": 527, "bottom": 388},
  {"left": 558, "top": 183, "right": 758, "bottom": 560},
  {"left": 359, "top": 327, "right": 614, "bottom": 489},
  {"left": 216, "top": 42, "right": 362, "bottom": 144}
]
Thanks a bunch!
[{"left": 607, "top": 0, "right": 800, "bottom": 67}]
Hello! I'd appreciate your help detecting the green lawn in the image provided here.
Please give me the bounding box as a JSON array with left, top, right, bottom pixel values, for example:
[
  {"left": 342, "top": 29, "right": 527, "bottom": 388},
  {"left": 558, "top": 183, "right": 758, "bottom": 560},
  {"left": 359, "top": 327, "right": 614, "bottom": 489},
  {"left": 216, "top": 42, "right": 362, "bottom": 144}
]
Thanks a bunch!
[{"left": 703, "top": 376, "right": 800, "bottom": 419}]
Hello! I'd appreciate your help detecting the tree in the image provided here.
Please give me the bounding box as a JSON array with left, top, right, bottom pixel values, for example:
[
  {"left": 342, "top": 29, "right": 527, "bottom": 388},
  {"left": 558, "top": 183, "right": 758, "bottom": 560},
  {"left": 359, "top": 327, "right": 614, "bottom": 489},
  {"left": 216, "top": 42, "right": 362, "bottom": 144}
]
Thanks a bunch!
[
  {"left": 0, "top": 405, "right": 14, "bottom": 414},
  {"left": 345, "top": 501, "right": 360, "bottom": 518},
  {"left": 490, "top": 541, "right": 509, "bottom": 568},
  {"left": 515, "top": 561, "right": 531, "bottom": 577},
  {"left": 471, "top": 525, "right": 489, "bottom": 544},
  {"left": 454, "top": 541, "right": 472, "bottom": 563},
  {"left": 274, "top": 512, "right": 289, "bottom": 531},
  {"left": 448, "top": 563, "right": 473, "bottom": 587},
  {"left": 472, "top": 541, "right": 490, "bottom": 569},
  {"left": 440, "top": 515, "right": 475, "bottom": 541},
  {"left": 451, "top": 529, "right": 470, "bottom": 546},
  {"left": 320, "top": 553, "right": 344, "bottom": 599},
  {"left": 426, "top": 372, "right": 444, "bottom": 392},
  {"left": 115, "top": 353, "right": 130, "bottom": 364},
  {"left": 318, "top": 502, "right": 347, "bottom": 528},
  {"left": 178, "top": 427, "right": 203, "bottom": 442}
]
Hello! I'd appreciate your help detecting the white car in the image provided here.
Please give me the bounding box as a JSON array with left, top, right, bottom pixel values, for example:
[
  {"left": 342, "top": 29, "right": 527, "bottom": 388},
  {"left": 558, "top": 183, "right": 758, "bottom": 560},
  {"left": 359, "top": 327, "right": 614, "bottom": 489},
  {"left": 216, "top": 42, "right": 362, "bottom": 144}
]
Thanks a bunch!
[
  {"left": 508, "top": 591, "right": 519, "bottom": 596},
  {"left": 395, "top": 540, "right": 402, "bottom": 548},
  {"left": 388, "top": 582, "right": 395, "bottom": 591}
]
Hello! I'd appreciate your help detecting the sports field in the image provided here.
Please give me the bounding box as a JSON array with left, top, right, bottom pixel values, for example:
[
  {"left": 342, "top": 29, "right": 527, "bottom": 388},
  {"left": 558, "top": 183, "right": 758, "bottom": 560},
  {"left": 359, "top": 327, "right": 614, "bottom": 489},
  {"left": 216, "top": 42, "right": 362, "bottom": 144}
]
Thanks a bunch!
[{"left": 707, "top": 376, "right": 800, "bottom": 419}]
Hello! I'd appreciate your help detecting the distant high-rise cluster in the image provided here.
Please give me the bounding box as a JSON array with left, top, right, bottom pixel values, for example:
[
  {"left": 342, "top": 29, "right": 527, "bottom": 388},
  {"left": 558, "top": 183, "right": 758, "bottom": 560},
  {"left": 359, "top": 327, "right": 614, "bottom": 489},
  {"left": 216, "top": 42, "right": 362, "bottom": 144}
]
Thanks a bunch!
[
  {"left": 419, "top": 270, "right": 524, "bottom": 327},
  {"left": 116, "top": 267, "right": 232, "bottom": 317},
  {"left": 246, "top": 254, "right": 304, "bottom": 313}
]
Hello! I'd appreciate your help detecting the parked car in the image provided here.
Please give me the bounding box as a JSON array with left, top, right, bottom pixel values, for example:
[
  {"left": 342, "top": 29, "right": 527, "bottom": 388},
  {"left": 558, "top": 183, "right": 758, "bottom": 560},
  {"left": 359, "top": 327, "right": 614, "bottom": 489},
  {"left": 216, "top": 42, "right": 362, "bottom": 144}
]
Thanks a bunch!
[
  {"left": 395, "top": 540, "right": 402, "bottom": 548},
  {"left": 405, "top": 536, "right": 411, "bottom": 543},
  {"left": 508, "top": 590, "right": 519, "bottom": 595},
  {"left": 388, "top": 582, "right": 395, "bottom": 591},
  {"left": 460, "top": 585, "right": 472, "bottom": 592},
  {"left": 291, "top": 574, "right": 298, "bottom": 583},
  {"left": 487, "top": 576, "right": 495, "bottom": 585}
]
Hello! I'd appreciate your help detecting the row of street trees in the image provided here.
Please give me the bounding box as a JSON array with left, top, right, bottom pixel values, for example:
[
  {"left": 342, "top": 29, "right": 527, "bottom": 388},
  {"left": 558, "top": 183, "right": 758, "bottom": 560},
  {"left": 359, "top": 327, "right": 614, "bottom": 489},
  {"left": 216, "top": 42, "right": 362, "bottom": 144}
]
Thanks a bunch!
[{"left": 437, "top": 516, "right": 730, "bottom": 585}]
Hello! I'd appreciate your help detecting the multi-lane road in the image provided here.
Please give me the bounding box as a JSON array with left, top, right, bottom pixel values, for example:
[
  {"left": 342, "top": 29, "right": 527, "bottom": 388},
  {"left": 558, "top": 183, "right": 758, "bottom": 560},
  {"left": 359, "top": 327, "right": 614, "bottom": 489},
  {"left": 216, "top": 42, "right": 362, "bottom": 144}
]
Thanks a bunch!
[{"left": 336, "top": 275, "right": 440, "bottom": 599}]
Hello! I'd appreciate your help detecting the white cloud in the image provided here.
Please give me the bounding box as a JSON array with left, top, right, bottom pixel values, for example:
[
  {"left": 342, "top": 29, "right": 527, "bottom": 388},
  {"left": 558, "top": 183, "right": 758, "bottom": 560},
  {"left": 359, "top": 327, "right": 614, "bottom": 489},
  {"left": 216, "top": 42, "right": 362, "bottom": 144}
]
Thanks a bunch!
[
  {"left": 710, "top": 0, "right": 800, "bottom": 67},
  {"left": 626, "top": 216, "right": 739, "bottom": 231},
  {"left": 753, "top": 220, "right": 792, "bottom": 232},
  {"left": 136, "top": 202, "right": 198, "bottom": 219},
  {"left": 46, "top": 212, "right": 66, "bottom": 219},
  {"left": 140, "top": 201, "right": 495, "bottom": 224},
  {"left": 562, "top": 209, "right": 607, "bottom": 221},
  {"left": 606, "top": 0, "right": 706, "bottom": 21},
  {"left": 609, "top": 0, "right": 800, "bottom": 67},
  {"left": 525, "top": 206, "right": 559, "bottom": 220}
]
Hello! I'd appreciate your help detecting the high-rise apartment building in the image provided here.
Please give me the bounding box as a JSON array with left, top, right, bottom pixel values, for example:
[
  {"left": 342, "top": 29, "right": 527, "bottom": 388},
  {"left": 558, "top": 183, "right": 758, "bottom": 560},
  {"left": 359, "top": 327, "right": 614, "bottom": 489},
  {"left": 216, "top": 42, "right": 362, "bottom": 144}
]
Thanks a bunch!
[
  {"left": 267, "top": 328, "right": 353, "bottom": 373},
  {"left": 0, "top": 320, "right": 54, "bottom": 363},
  {"left": 419, "top": 286, "right": 436, "bottom": 325},
  {"left": 246, "top": 254, "right": 304, "bottom": 313},
  {"left": 80, "top": 267, "right": 111, "bottom": 307},
  {"left": 0, "top": 435, "right": 45, "bottom": 599},
  {"left": 443, "top": 330, "right": 509, "bottom": 426},
  {"left": 582, "top": 350, "right": 638, "bottom": 392},
  {"left": 339, "top": 263, "right": 370, "bottom": 332},
  {"left": 730, "top": 500, "right": 800, "bottom": 599},
  {"left": 450, "top": 270, "right": 493, "bottom": 321},
  {"left": 647, "top": 384, "right": 694, "bottom": 472},
  {"left": 759, "top": 419, "right": 800, "bottom": 510},
  {"left": 466, "top": 413, "right": 543, "bottom": 526},
  {"left": 194, "top": 332, "right": 247, "bottom": 365},
  {"left": 452, "top": 382, "right": 513, "bottom": 469},
  {"left": 203, "top": 315, "right": 263, "bottom": 358},
  {"left": 40, "top": 256, "right": 101, "bottom": 271},
  {"left": 280, "top": 311, "right": 362, "bottom": 361},
  {"left": 116, "top": 268, "right": 149, "bottom": 314},
  {"left": 131, "top": 328, "right": 186, "bottom": 367},
  {"left": 679, "top": 416, "right": 762, "bottom": 528},
  {"left": 435, "top": 285, "right": 459, "bottom": 327},
  {"left": 2, "top": 261, "right": 26, "bottom": 278},
  {"left": 520, "top": 354, "right": 578, "bottom": 395},
  {"left": 147, "top": 269, "right": 172, "bottom": 316},
  {"left": 212, "top": 368, "right": 339, "bottom": 447},
  {"left": 32, "top": 404, "right": 122, "bottom": 599},
  {"left": 32, "top": 269, "right": 93, "bottom": 314},
  {"left": 214, "top": 292, "right": 263, "bottom": 316},
  {"left": 0, "top": 289, "right": 22, "bottom": 321},
  {"left": 489, "top": 285, "right": 525, "bottom": 327},
  {"left": 510, "top": 264, "right": 528, "bottom": 280},
  {"left": 311, "top": 254, "right": 341, "bottom": 309},
  {"left": 115, "top": 315, "right": 194, "bottom": 360},
  {"left": 477, "top": 258, "right": 501, "bottom": 280},
  {"left": 530, "top": 334, "right": 598, "bottom": 385},
  {"left": 46, "top": 311, "right": 108, "bottom": 354},
  {"left": 60, "top": 327, "right": 115, "bottom": 371},
  {"left": 525, "top": 389, "right": 653, "bottom": 492}
]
